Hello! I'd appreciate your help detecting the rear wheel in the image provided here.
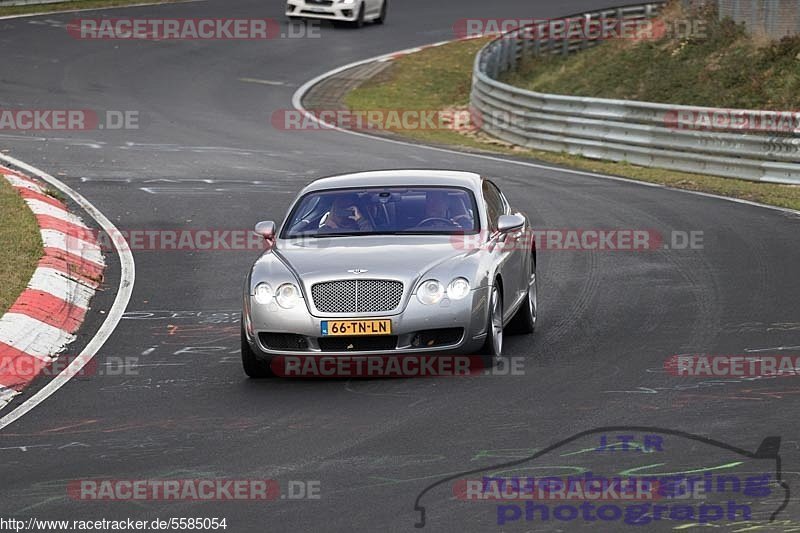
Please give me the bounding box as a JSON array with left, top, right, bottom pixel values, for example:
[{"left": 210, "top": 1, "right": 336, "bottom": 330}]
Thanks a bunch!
[
  {"left": 241, "top": 317, "right": 273, "bottom": 378},
  {"left": 375, "top": 0, "right": 387, "bottom": 24},
  {"left": 480, "top": 285, "right": 503, "bottom": 359},
  {"left": 509, "top": 257, "right": 537, "bottom": 334}
]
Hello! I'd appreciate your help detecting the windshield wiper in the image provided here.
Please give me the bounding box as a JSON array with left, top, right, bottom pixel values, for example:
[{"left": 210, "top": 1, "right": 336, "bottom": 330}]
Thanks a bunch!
[
  {"left": 304, "top": 233, "right": 360, "bottom": 238},
  {"left": 295, "top": 231, "right": 465, "bottom": 238}
]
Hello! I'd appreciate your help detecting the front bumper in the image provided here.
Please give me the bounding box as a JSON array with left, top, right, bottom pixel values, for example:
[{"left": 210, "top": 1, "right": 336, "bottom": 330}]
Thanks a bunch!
[
  {"left": 245, "top": 289, "right": 489, "bottom": 358},
  {"left": 286, "top": 0, "right": 360, "bottom": 21}
]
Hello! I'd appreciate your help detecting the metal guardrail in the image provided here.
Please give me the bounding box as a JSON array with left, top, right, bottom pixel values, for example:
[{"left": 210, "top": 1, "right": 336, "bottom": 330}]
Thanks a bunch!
[{"left": 470, "top": 2, "right": 800, "bottom": 185}]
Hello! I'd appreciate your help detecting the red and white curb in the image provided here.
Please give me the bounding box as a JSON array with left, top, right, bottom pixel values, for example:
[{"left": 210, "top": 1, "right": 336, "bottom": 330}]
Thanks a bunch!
[{"left": 0, "top": 165, "right": 105, "bottom": 411}]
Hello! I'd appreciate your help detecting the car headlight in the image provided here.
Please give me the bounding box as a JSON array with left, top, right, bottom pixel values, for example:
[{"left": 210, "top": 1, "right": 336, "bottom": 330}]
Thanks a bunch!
[
  {"left": 253, "top": 282, "right": 274, "bottom": 305},
  {"left": 447, "top": 278, "right": 471, "bottom": 300},
  {"left": 417, "top": 279, "right": 445, "bottom": 305},
  {"left": 276, "top": 283, "right": 301, "bottom": 309},
  {"left": 339, "top": 0, "right": 357, "bottom": 4}
]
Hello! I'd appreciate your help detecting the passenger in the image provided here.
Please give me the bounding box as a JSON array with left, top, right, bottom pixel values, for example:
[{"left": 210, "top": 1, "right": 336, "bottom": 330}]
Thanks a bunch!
[{"left": 320, "top": 194, "right": 373, "bottom": 233}]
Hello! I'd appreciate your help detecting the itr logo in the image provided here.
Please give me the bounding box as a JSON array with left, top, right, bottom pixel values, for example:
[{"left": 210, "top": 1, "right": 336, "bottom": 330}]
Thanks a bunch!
[{"left": 594, "top": 434, "right": 665, "bottom": 452}]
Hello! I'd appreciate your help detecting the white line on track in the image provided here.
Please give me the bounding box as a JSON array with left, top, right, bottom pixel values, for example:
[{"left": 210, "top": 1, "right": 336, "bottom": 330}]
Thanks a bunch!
[
  {"left": 239, "top": 77, "right": 290, "bottom": 87},
  {"left": 0, "top": 154, "right": 135, "bottom": 430},
  {"left": 291, "top": 48, "right": 800, "bottom": 217}
]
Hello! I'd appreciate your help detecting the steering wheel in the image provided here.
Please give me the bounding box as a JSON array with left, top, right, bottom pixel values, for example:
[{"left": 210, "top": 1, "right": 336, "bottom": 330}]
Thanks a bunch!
[{"left": 416, "top": 217, "right": 461, "bottom": 228}]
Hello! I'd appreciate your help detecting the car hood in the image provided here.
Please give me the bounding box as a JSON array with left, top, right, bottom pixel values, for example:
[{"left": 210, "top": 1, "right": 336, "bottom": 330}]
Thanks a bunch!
[{"left": 274, "top": 235, "right": 473, "bottom": 286}]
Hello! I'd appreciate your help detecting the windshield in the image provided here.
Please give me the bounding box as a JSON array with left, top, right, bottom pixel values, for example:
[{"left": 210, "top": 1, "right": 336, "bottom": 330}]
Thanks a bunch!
[{"left": 282, "top": 187, "right": 480, "bottom": 238}]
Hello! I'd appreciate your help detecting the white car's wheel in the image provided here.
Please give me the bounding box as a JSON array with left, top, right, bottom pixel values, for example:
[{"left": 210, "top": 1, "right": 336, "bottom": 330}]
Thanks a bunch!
[
  {"left": 351, "top": 3, "right": 365, "bottom": 28},
  {"left": 375, "top": 0, "right": 387, "bottom": 24}
]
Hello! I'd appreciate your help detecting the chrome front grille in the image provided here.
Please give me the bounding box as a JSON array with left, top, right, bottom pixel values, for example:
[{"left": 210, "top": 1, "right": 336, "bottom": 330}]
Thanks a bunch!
[{"left": 311, "top": 279, "right": 403, "bottom": 313}]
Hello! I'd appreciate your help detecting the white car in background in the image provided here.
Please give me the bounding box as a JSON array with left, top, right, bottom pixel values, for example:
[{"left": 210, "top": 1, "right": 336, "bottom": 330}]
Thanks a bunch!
[{"left": 286, "top": 0, "right": 388, "bottom": 27}]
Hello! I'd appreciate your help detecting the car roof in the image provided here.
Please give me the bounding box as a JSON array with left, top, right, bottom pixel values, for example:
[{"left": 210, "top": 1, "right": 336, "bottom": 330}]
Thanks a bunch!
[{"left": 298, "top": 170, "right": 484, "bottom": 196}]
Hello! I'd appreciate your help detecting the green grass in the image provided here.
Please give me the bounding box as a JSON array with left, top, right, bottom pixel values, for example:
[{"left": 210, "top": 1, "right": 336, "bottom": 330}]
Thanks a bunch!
[
  {"left": 0, "top": 176, "right": 43, "bottom": 316},
  {"left": 0, "top": 0, "right": 186, "bottom": 17},
  {"left": 502, "top": 3, "right": 800, "bottom": 110},
  {"left": 344, "top": 37, "right": 800, "bottom": 211}
]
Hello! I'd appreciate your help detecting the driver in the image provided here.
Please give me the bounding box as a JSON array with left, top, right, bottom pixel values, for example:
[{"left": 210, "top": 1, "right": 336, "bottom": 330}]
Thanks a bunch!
[
  {"left": 424, "top": 190, "right": 450, "bottom": 220},
  {"left": 419, "top": 191, "right": 471, "bottom": 228},
  {"left": 320, "top": 194, "right": 373, "bottom": 233}
]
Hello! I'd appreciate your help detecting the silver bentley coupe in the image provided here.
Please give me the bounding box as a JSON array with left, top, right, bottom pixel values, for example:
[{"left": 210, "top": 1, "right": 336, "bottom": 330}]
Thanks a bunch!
[{"left": 241, "top": 170, "right": 537, "bottom": 377}]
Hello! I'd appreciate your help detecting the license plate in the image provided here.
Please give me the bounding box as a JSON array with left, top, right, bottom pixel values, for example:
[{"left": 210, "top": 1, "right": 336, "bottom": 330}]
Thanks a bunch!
[{"left": 321, "top": 319, "right": 392, "bottom": 336}]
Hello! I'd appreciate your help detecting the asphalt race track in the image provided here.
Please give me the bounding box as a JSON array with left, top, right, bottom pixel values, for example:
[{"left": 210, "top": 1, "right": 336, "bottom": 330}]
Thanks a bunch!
[{"left": 1, "top": 0, "right": 799, "bottom": 531}]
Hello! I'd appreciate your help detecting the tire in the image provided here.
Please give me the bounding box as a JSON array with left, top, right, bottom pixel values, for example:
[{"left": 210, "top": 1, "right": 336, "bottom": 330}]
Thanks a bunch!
[
  {"left": 241, "top": 318, "right": 274, "bottom": 378},
  {"left": 350, "top": 3, "right": 365, "bottom": 28},
  {"left": 508, "top": 257, "right": 537, "bottom": 335},
  {"left": 480, "top": 285, "right": 504, "bottom": 359},
  {"left": 375, "top": 0, "right": 387, "bottom": 24}
]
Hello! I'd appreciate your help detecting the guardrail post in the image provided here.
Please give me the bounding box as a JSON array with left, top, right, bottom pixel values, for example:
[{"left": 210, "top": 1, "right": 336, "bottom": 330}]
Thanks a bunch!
[
  {"left": 580, "top": 15, "right": 590, "bottom": 50},
  {"left": 501, "top": 38, "right": 511, "bottom": 73}
]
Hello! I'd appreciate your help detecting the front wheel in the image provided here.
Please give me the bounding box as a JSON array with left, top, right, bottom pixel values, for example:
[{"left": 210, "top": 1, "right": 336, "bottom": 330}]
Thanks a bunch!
[
  {"left": 241, "top": 318, "right": 274, "bottom": 378},
  {"left": 375, "top": 0, "right": 387, "bottom": 24},
  {"left": 350, "top": 3, "right": 365, "bottom": 28},
  {"left": 480, "top": 285, "right": 503, "bottom": 358}
]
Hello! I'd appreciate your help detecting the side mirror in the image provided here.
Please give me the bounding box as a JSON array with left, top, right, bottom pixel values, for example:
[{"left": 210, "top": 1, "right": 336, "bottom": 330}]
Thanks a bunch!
[
  {"left": 254, "top": 221, "right": 276, "bottom": 241},
  {"left": 497, "top": 214, "right": 524, "bottom": 233}
]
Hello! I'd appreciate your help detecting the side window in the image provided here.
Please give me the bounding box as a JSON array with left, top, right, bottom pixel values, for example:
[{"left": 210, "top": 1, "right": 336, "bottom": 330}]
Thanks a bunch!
[
  {"left": 482, "top": 181, "right": 505, "bottom": 232},
  {"left": 496, "top": 186, "right": 511, "bottom": 214}
]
